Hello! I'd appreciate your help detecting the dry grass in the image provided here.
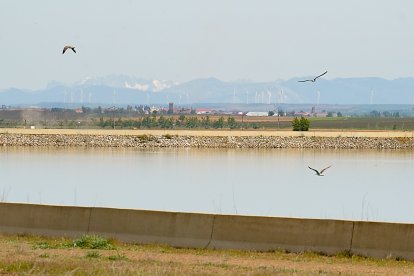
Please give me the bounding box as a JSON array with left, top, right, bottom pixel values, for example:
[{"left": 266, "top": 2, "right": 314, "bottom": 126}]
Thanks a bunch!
[{"left": 1, "top": 234, "right": 414, "bottom": 275}]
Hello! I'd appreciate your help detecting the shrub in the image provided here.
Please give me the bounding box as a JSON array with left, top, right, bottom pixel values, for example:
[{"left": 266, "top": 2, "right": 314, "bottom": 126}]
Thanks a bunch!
[{"left": 292, "top": 117, "right": 310, "bottom": 131}]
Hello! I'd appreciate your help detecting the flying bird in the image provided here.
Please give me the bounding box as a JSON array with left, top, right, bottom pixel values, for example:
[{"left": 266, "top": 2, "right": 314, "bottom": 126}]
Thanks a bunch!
[
  {"left": 308, "top": 165, "right": 331, "bottom": 176},
  {"left": 62, "top": 45, "right": 76, "bottom": 54},
  {"left": 298, "top": 71, "right": 328, "bottom": 83}
]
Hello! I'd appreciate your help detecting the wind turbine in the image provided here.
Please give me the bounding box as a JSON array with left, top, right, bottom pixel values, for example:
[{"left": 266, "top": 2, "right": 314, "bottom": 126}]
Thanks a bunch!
[
  {"left": 316, "top": 90, "right": 321, "bottom": 106},
  {"left": 370, "top": 89, "right": 374, "bottom": 105},
  {"left": 279, "top": 89, "right": 285, "bottom": 104},
  {"left": 112, "top": 90, "right": 117, "bottom": 105}
]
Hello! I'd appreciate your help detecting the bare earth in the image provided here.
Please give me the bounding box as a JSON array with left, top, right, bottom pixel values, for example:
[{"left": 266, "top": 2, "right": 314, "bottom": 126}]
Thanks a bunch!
[
  {"left": 1, "top": 235, "right": 414, "bottom": 275},
  {"left": 1, "top": 128, "right": 414, "bottom": 138}
]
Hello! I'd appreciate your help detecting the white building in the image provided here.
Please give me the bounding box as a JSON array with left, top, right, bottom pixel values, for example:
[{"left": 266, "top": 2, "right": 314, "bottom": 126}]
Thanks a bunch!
[{"left": 245, "top": 112, "right": 269, "bottom": 117}]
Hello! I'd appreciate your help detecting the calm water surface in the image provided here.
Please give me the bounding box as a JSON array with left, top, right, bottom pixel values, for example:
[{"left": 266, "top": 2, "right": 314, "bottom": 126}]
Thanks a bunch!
[{"left": 1, "top": 147, "right": 413, "bottom": 223}]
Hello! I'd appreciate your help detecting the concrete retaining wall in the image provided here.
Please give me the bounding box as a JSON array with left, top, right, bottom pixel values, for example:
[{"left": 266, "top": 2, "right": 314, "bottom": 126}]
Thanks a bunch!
[
  {"left": 0, "top": 203, "right": 90, "bottom": 237},
  {"left": 88, "top": 208, "right": 213, "bottom": 248},
  {"left": 351, "top": 221, "right": 414, "bottom": 259},
  {"left": 209, "top": 215, "right": 353, "bottom": 254},
  {"left": 0, "top": 202, "right": 413, "bottom": 260}
]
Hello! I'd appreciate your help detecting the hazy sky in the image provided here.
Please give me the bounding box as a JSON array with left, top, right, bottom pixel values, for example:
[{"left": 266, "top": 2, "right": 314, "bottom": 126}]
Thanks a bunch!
[{"left": 1, "top": 0, "right": 414, "bottom": 89}]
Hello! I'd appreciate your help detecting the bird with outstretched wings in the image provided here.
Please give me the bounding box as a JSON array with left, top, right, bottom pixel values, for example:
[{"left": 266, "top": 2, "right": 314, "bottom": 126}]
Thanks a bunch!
[
  {"left": 62, "top": 45, "right": 76, "bottom": 54},
  {"left": 308, "top": 165, "right": 331, "bottom": 176},
  {"left": 298, "top": 71, "right": 328, "bottom": 82}
]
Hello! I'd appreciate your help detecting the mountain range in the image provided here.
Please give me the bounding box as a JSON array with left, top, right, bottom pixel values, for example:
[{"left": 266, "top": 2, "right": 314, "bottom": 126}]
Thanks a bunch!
[{"left": 1, "top": 75, "right": 414, "bottom": 107}]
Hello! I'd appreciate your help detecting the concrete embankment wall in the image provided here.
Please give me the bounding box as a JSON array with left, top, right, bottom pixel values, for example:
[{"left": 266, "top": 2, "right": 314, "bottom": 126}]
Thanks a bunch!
[{"left": 1, "top": 202, "right": 413, "bottom": 260}]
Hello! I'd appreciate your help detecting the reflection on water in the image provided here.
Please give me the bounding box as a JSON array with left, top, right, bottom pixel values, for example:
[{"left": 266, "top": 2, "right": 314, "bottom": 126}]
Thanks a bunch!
[{"left": 0, "top": 146, "right": 413, "bottom": 223}]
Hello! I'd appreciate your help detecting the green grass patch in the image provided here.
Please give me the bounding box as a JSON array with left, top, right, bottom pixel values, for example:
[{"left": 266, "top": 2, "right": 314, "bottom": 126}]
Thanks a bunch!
[{"left": 72, "top": 235, "right": 115, "bottom": 250}]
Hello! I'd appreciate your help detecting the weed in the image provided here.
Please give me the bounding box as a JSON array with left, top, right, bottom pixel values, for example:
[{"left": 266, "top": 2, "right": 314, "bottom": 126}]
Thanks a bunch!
[
  {"left": 337, "top": 250, "right": 353, "bottom": 258},
  {"left": 386, "top": 253, "right": 405, "bottom": 261},
  {"left": 85, "top": 250, "right": 101, "bottom": 258},
  {"left": 136, "top": 134, "right": 152, "bottom": 142},
  {"left": 396, "top": 137, "right": 410, "bottom": 144},
  {"left": 39, "top": 253, "right": 49, "bottom": 258},
  {"left": 72, "top": 235, "right": 114, "bottom": 250},
  {"left": 33, "top": 241, "right": 53, "bottom": 249},
  {"left": 108, "top": 253, "right": 128, "bottom": 261}
]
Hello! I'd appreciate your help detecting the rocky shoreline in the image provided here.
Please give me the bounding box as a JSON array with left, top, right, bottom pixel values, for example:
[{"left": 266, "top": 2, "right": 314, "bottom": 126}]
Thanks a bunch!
[{"left": 1, "top": 133, "right": 414, "bottom": 149}]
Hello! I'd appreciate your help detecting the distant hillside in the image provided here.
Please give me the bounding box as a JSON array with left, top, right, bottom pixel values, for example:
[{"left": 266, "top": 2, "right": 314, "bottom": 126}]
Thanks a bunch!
[{"left": 1, "top": 75, "right": 414, "bottom": 106}]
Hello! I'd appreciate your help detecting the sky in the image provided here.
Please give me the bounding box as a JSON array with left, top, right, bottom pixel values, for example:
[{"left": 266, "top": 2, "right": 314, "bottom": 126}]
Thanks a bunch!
[{"left": 1, "top": 0, "right": 414, "bottom": 89}]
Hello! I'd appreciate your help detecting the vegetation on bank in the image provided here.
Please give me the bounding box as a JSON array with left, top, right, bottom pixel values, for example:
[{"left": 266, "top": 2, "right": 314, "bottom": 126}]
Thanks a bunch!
[
  {"left": 292, "top": 116, "right": 310, "bottom": 131},
  {"left": 1, "top": 113, "right": 414, "bottom": 131},
  {"left": 1, "top": 234, "right": 414, "bottom": 275}
]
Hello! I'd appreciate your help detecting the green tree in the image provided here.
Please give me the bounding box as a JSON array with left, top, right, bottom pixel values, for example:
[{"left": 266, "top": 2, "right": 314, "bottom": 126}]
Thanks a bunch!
[
  {"left": 300, "top": 117, "right": 310, "bottom": 131},
  {"left": 141, "top": 116, "right": 156, "bottom": 128},
  {"left": 292, "top": 116, "right": 310, "bottom": 131},
  {"left": 268, "top": 111, "right": 275, "bottom": 116},
  {"left": 370, "top": 110, "right": 380, "bottom": 117},
  {"left": 292, "top": 117, "right": 300, "bottom": 131},
  {"left": 201, "top": 116, "right": 211, "bottom": 129},
  {"left": 227, "top": 116, "right": 238, "bottom": 129},
  {"left": 185, "top": 117, "right": 199, "bottom": 128},
  {"left": 213, "top": 116, "right": 225, "bottom": 129},
  {"left": 157, "top": 115, "right": 166, "bottom": 128},
  {"left": 164, "top": 117, "right": 174, "bottom": 129}
]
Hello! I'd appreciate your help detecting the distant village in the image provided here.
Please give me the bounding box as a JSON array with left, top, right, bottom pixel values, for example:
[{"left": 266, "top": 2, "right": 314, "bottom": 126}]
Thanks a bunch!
[
  {"left": 1, "top": 101, "right": 406, "bottom": 119},
  {"left": 66, "top": 102, "right": 343, "bottom": 118}
]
